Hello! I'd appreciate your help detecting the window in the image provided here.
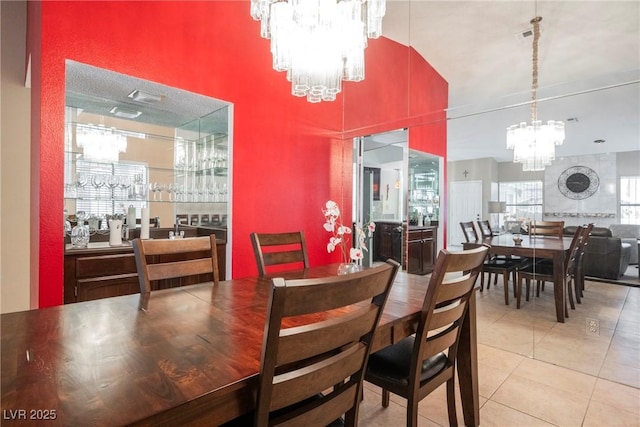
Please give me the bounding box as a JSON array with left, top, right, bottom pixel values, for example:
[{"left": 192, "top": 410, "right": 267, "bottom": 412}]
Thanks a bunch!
[
  {"left": 75, "top": 159, "right": 148, "bottom": 218},
  {"left": 620, "top": 176, "right": 640, "bottom": 224},
  {"left": 499, "top": 181, "right": 543, "bottom": 227}
]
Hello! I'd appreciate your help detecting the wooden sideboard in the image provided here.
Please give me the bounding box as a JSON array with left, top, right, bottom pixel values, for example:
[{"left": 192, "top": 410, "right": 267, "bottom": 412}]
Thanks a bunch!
[
  {"left": 374, "top": 221, "right": 403, "bottom": 264},
  {"left": 64, "top": 227, "right": 226, "bottom": 304},
  {"left": 406, "top": 225, "right": 437, "bottom": 275},
  {"left": 373, "top": 222, "right": 437, "bottom": 275}
]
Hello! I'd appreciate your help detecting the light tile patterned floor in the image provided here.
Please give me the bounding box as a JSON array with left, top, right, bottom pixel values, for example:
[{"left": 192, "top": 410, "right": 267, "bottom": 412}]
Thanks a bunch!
[{"left": 359, "top": 276, "right": 640, "bottom": 426}]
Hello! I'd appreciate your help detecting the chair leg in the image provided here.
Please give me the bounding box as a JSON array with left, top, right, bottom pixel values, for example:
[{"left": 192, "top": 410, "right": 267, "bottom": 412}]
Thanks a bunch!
[
  {"left": 516, "top": 273, "right": 523, "bottom": 309},
  {"left": 381, "top": 389, "right": 390, "bottom": 408},
  {"left": 567, "top": 278, "right": 576, "bottom": 310},
  {"left": 503, "top": 271, "right": 509, "bottom": 305},
  {"left": 525, "top": 278, "right": 531, "bottom": 302},
  {"left": 407, "top": 396, "right": 419, "bottom": 427},
  {"left": 446, "top": 378, "right": 458, "bottom": 427},
  {"left": 574, "top": 274, "right": 582, "bottom": 304},
  {"left": 480, "top": 270, "right": 485, "bottom": 292}
]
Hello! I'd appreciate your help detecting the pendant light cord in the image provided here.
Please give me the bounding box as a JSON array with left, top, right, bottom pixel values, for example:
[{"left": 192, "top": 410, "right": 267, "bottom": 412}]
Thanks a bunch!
[{"left": 530, "top": 16, "right": 542, "bottom": 123}]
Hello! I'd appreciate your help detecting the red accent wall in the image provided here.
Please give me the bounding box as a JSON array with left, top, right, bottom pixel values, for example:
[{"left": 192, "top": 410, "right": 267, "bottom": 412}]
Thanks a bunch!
[{"left": 29, "top": 1, "right": 448, "bottom": 307}]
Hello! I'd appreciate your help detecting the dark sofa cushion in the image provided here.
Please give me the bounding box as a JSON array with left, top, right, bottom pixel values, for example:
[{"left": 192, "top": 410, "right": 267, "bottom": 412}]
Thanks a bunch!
[
  {"left": 564, "top": 226, "right": 611, "bottom": 238},
  {"left": 582, "top": 236, "right": 630, "bottom": 280},
  {"left": 562, "top": 226, "right": 629, "bottom": 279}
]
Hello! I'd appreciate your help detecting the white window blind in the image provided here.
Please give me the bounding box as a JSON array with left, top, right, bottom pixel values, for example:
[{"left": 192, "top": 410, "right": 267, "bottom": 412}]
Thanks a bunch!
[
  {"left": 499, "top": 181, "right": 543, "bottom": 222},
  {"left": 620, "top": 176, "right": 640, "bottom": 224},
  {"left": 75, "top": 160, "right": 148, "bottom": 217}
]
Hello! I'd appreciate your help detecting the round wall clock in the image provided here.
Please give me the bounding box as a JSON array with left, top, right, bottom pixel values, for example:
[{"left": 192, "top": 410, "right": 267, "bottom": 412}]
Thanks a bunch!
[{"left": 557, "top": 166, "right": 600, "bottom": 200}]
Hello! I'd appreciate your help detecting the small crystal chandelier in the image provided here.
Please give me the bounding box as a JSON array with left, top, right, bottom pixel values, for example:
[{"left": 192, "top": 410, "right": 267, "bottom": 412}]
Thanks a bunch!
[
  {"left": 250, "top": 0, "right": 386, "bottom": 103},
  {"left": 76, "top": 124, "right": 127, "bottom": 163},
  {"left": 506, "top": 16, "right": 565, "bottom": 171}
]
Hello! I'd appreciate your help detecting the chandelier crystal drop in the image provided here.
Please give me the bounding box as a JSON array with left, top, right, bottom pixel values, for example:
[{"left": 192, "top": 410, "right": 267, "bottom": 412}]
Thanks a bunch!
[
  {"left": 506, "top": 16, "right": 565, "bottom": 171},
  {"left": 250, "top": 0, "right": 386, "bottom": 103},
  {"left": 76, "top": 124, "right": 127, "bottom": 163}
]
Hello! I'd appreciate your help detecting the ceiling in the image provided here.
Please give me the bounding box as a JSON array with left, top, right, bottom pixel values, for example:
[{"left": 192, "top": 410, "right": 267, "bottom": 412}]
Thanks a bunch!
[
  {"left": 66, "top": 1, "right": 639, "bottom": 163},
  {"left": 382, "top": 0, "right": 640, "bottom": 162},
  {"left": 65, "top": 61, "right": 230, "bottom": 136}
]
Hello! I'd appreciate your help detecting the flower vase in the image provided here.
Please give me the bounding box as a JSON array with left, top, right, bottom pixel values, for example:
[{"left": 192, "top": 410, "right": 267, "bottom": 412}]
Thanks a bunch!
[{"left": 337, "top": 262, "right": 362, "bottom": 275}]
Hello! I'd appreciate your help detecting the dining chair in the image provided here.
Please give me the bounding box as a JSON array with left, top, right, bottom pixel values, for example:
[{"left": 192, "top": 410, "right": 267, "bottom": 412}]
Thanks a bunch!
[
  {"left": 476, "top": 219, "right": 493, "bottom": 238},
  {"left": 132, "top": 235, "right": 219, "bottom": 294},
  {"left": 254, "top": 259, "right": 400, "bottom": 427},
  {"left": 460, "top": 221, "right": 522, "bottom": 304},
  {"left": 536, "top": 223, "right": 594, "bottom": 306},
  {"left": 459, "top": 221, "right": 479, "bottom": 243},
  {"left": 364, "top": 246, "right": 488, "bottom": 427},
  {"left": 573, "top": 223, "right": 595, "bottom": 303},
  {"left": 250, "top": 231, "right": 309, "bottom": 276},
  {"left": 526, "top": 220, "right": 565, "bottom": 239},
  {"left": 516, "top": 225, "right": 586, "bottom": 310}
]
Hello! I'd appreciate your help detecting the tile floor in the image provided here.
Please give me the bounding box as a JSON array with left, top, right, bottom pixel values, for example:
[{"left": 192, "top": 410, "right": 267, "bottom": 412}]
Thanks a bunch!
[{"left": 359, "top": 275, "right": 640, "bottom": 426}]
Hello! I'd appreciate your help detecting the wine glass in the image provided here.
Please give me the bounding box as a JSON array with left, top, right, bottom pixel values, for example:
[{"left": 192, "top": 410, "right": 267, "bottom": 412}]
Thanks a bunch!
[
  {"left": 119, "top": 175, "right": 131, "bottom": 199},
  {"left": 75, "top": 172, "right": 88, "bottom": 189},
  {"left": 91, "top": 174, "right": 105, "bottom": 200},
  {"left": 149, "top": 182, "right": 158, "bottom": 201},
  {"left": 106, "top": 175, "right": 119, "bottom": 198}
]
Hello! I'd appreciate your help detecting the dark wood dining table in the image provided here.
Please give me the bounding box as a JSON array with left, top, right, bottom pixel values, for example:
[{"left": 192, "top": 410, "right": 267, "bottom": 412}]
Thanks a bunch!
[
  {"left": 1, "top": 264, "right": 480, "bottom": 426},
  {"left": 464, "top": 234, "right": 573, "bottom": 322}
]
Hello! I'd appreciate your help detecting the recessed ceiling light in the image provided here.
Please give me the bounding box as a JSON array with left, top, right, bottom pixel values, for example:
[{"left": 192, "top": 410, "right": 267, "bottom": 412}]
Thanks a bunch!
[
  {"left": 109, "top": 106, "right": 142, "bottom": 119},
  {"left": 127, "top": 89, "right": 163, "bottom": 103},
  {"left": 594, "top": 139, "right": 605, "bottom": 144}
]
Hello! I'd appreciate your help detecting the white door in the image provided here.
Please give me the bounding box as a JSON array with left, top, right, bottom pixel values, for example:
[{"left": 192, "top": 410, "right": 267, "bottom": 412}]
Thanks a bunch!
[{"left": 448, "top": 180, "right": 483, "bottom": 248}]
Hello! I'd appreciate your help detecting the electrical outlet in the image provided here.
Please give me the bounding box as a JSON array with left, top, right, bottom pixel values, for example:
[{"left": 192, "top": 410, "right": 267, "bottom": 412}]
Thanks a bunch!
[{"left": 586, "top": 318, "right": 600, "bottom": 336}]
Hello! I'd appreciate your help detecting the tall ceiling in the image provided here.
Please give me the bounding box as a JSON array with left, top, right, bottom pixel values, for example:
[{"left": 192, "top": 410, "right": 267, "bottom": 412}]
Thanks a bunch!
[{"left": 382, "top": 0, "right": 640, "bottom": 162}]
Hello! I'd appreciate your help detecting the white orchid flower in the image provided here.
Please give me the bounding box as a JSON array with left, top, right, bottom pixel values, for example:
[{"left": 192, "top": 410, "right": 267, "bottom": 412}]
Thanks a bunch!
[
  {"left": 337, "top": 225, "right": 351, "bottom": 236},
  {"left": 350, "top": 247, "right": 363, "bottom": 260}
]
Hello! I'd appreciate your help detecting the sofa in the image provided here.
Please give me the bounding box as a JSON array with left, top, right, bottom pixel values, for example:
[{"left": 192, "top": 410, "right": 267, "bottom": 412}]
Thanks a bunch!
[
  {"left": 564, "top": 226, "right": 631, "bottom": 280},
  {"left": 609, "top": 224, "right": 640, "bottom": 265}
]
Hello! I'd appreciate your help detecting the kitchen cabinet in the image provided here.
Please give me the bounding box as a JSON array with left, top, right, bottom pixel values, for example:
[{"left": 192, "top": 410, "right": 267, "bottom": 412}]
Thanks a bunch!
[
  {"left": 406, "top": 226, "right": 437, "bottom": 275},
  {"left": 374, "top": 221, "right": 403, "bottom": 264}
]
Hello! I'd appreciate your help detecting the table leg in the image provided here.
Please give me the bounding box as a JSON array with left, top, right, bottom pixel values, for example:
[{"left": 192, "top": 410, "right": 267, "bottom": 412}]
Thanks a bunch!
[
  {"left": 458, "top": 289, "right": 479, "bottom": 426},
  {"left": 553, "top": 252, "right": 565, "bottom": 323}
]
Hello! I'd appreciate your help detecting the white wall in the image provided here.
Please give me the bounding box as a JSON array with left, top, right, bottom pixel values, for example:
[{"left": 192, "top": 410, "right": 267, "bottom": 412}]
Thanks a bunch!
[
  {"left": 447, "top": 157, "right": 498, "bottom": 221},
  {"left": 1, "top": 1, "right": 32, "bottom": 313}
]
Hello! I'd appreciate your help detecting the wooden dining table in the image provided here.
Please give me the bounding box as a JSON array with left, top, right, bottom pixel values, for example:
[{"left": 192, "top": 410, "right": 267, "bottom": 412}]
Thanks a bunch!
[
  {"left": 1, "top": 264, "right": 480, "bottom": 426},
  {"left": 464, "top": 234, "right": 573, "bottom": 323}
]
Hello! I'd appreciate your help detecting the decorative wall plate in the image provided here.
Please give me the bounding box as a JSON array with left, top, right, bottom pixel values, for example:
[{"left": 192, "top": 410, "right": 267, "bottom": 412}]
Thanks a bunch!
[{"left": 557, "top": 166, "right": 600, "bottom": 200}]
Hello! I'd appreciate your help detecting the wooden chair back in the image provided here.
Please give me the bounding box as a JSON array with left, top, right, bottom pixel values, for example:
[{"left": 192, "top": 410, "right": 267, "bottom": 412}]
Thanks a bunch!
[
  {"left": 364, "top": 246, "right": 488, "bottom": 426},
  {"left": 476, "top": 220, "right": 493, "bottom": 238},
  {"left": 567, "top": 224, "right": 592, "bottom": 272},
  {"left": 255, "top": 260, "right": 400, "bottom": 427},
  {"left": 132, "top": 236, "right": 219, "bottom": 294},
  {"left": 527, "top": 220, "right": 565, "bottom": 239},
  {"left": 250, "top": 231, "right": 310, "bottom": 276},
  {"left": 459, "top": 221, "right": 479, "bottom": 242}
]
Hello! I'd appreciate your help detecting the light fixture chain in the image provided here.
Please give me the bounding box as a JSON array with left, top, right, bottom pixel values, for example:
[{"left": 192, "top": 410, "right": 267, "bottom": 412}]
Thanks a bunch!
[{"left": 530, "top": 16, "right": 542, "bottom": 123}]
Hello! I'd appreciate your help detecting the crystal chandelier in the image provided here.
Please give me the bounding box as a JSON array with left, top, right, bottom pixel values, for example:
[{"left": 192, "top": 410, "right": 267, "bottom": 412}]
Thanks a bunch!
[
  {"left": 506, "top": 16, "right": 565, "bottom": 171},
  {"left": 76, "top": 124, "right": 127, "bottom": 162},
  {"left": 250, "top": 0, "right": 386, "bottom": 103}
]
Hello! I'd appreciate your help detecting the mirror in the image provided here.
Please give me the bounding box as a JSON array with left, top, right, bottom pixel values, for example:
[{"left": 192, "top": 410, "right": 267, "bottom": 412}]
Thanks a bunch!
[
  {"left": 379, "top": 0, "right": 639, "bottom": 369},
  {"left": 63, "top": 60, "right": 232, "bottom": 268}
]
